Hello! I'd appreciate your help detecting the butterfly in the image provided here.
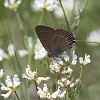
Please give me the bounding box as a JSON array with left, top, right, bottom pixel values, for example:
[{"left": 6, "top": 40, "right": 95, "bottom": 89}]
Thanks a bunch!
[{"left": 35, "top": 25, "right": 75, "bottom": 57}]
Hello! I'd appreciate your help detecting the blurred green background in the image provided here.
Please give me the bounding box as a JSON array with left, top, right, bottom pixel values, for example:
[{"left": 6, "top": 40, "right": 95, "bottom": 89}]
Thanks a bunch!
[{"left": 0, "top": 0, "right": 100, "bottom": 100}]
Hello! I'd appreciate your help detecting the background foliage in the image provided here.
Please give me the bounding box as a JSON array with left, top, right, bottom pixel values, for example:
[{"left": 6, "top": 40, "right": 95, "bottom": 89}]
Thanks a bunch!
[{"left": 0, "top": 0, "right": 100, "bottom": 100}]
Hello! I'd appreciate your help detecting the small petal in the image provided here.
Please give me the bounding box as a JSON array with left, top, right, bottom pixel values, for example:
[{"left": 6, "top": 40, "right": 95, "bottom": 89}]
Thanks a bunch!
[
  {"left": 6, "top": 76, "right": 13, "bottom": 87},
  {"left": 85, "top": 54, "right": 91, "bottom": 63},
  {"left": 0, "top": 69, "right": 4, "bottom": 78},
  {"left": 4, "top": 0, "right": 9, "bottom": 7},
  {"left": 43, "top": 84, "right": 48, "bottom": 92},
  {"left": 13, "top": 74, "right": 20, "bottom": 86},
  {"left": 16, "top": 0, "right": 21, "bottom": 5},
  {"left": 58, "top": 90, "right": 66, "bottom": 99},
  {"left": 1, "top": 83, "right": 10, "bottom": 91},
  {"left": 1, "top": 90, "right": 12, "bottom": 99},
  {"left": 27, "top": 37, "right": 33, "bottom": 50},
  {"left": 72, "top": 59, "right": 77, "bottom": 65},
  {"left": 79, "top": 57, "right": 83, "bottom": 64},
  {"left": 7, "top": 44, "right": 15, "bottom": 57},
  {"left": 18, "top": 49, "right": 28, "bottom": 57},
  {"left": 67, "top": 67, "right": 73, "bottom": 75},
  {"left": 36, "top": 77, "right": 50, "bottom": 84}
]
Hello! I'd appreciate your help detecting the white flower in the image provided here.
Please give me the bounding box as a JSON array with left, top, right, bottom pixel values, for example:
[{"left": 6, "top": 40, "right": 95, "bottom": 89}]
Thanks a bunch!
[
  {"left": 7, "top": 44, "right": 15, "bottom": 57},
  {"left": 62, "top": 52, "right": 70, "bottom": 62},
  {"left": 4, "top": 0, "right": 22, "bottom": 11},
  {"left": 22, "top": 65, "right": 49, "bottom": 84},
  {"left": 37, "top": 85, "right": 67, "bottom": 99},
  {"left": 54, "top": 0, "right": 73, "bottom": 18},
  {"left": 5, "top": 76, "right": 13, "bottom": 87},
  {"left": 13, "top": 74, "right": 20, "bottom": 86},
  {"left": 34, "top": 38, "right": 47, "bottom": 60},
  {"left": 0, "top": 49, "right": 5, "bottom": 59},
  {"left": 51, "top": 86, "right": 66, "bottom": 99},
  {"left": 1, "top": 91, "right": 12, "bottom": 99},
  {"left": 79, "top": 57, "right": 83, "bottom": 64},
  {"left": 43, "top": 84, "right": 48, "bottom": 92},
  {"left": 36, "top": 77, "right": 50, "bottom": 84},
  {"left": 0, "top": 69, "right": 4, "bottom": 78},
  {"left": 22, "top": 65, "right": 37, "bottom": 81},
  {"left": 37, "top": 84, "right": 50, "bottom": 99},
  {"left": 27, "top": 36, "right": 33, "bottom": 50},
  {"left": 53, "top": 58, "right": 63, "bottom": 65},
  {"left": 1, "top": 74, "right": 20, "bottom": 99},
  {"left": 70, "top": 79, "right": 79, "bottom": 87},
  {"left": 87, "top": 29, "right": 100, "bottom": 46},
  {"left": 0, "top": 48, "right": 10, "bottom": 61},
  {"left": 58, "top": 90, "right": 66, "bottom": 99},
  {"left": 34, "top": 48, "right": 47, "bottom": 59},
  {"left": 79, "top": 54, "right": 91, "bottom": 66},
  {"left": 1, "top": 83, "right": 10, "bottom": 91},
  {"left": 5, "top": 74, "right": 20, "bottom": 87},
  {"left": 49, "top": 61, "right": 62, "bottom": 73},
  {"left": 54, "top": 0, "right": 80, "bottom": 18},
  {"left": 58, "top": 77, "right": 78, "bottom": 89},
  {"left": 67, "top": 67, "right": 73, "bottom": 75},
  {"left": 31, "top": 0, "right": 58, "bottom": 12},
  {"left": 51, "top": 86, "right": 61, "bottom": 99},
  {"left": 18, "top": 49, "right": 28, "bottom": 57},
  {"left": 72, "top": 51, "right": 77, "bottom": 65},
  {"left": 85, "top": 54, "right": 91, "bottom": 63}
]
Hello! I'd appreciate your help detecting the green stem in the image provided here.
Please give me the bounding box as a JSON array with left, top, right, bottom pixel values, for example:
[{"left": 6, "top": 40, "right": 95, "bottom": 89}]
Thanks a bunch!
[
  {"left": 4, "top": 8, "right": 21, "bottom": 72},
  {"left": 28, "top": 52, "right": 32, "bottom": 67},
  {"left": 25, "top": 80, "right": 30, "bottom": 100},
  {"left": 59, "top": 0, "right": 70, "bottom": 31},
  {"left": 66, "top": 91, "right": 69, "bottom": 100},
  {"left": 79, "top": 68, "right": 83, "bottom": 82},
  {"left": 34, "top": 81, "right": 40, "bottom": 100},
  {"left": 39, "top": 10, "right": 44, "bottom": 24},
  {"left": 14, "top": 91, "right": 20, "bottom": 100},
  {"left": 15, "top": 11, "right": 24, "bottom": 31},
  {"left": 71, "top": 0, "right": 88, "bottom": 32},
  {"left": 75, "top": 40, "right": 100, "bottom": 45},
  {"left": 47, "top": 11, "right": 54, "bottom": 27}
]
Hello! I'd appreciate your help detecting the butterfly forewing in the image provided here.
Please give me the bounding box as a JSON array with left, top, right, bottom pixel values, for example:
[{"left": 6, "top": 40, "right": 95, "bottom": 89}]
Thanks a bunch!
[{"left": 35, "top": 25, "right": 56, "bottom": 53}]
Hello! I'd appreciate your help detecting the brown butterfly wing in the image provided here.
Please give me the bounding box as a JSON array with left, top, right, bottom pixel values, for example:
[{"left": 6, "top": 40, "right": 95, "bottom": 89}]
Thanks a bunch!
[
  {"left": 35, "top": 25, "right": 56, "bottom": 53},
  {"left": 50, "top": 29, "right": 75, "bottom": 55}
]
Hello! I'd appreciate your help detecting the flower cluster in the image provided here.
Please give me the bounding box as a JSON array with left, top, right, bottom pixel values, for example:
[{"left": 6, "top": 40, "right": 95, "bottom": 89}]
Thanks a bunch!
[
  {"left": 49, "top": 51, "right": 77, "bottom": 75},
  {"left": 87, "top": 29, "right": 100, "bottom": 46},
  {"left": 37, "top": 84, "right": 67, "bottom": 99},
  {"left": 31, "top": 0, "right": 81, "bottom": 18},
  {"left": 18, "top": 36, "right": 33, "bottom": 57},
  {"left": 31, "top": 0, "right": 58, "bottom": 12},
  {"left": 0, "top": 43, "right": 15, "bottom": 61},
  {"left": 4, "top": 0, "right": 22, "bottom": 11},
  {"left": 1, "top": 74, "right": 20, "bottom": 99},
  {"left": 79, "top": 54, "right": 91, "bottom": 67},
  {"left": 36, "top": 52, "right": 91, "bottom": 99},
  {"left": 54, "top": 0, "right": 76, "bottom": 18},
  {"left": 22, "top": 65, "right": 50, "bottom": 84},
  {"left": 34, "top": 38, "right": 47, "bottom": 60}
]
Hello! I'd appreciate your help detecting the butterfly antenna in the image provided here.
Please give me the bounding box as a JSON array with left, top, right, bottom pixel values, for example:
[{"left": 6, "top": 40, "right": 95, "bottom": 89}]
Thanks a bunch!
[
  {"left": 39, "top": 59, "right": 47, "bottom": 67},
  {"left": 39, "top": 59, "right": 43, "bottom": 64},
  {"left": 75, "top": 40, "right": 100, "bottom": 45}
]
